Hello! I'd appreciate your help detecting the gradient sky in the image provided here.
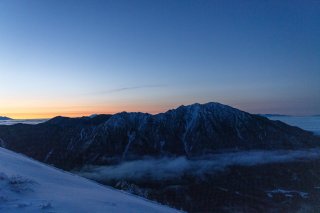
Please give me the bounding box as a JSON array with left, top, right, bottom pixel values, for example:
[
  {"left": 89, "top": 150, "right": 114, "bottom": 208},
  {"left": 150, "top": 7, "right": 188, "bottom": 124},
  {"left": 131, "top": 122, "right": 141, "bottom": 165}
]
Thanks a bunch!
[{"left": 0, "top": 0, "right": 319, "bottom": 118}]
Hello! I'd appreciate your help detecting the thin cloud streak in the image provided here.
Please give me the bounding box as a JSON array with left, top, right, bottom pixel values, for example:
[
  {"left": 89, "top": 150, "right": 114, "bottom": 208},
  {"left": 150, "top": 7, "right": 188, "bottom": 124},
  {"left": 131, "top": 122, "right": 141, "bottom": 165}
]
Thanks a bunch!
[{"left": 88, "top": 84, "right": 167, "bottom": 95}]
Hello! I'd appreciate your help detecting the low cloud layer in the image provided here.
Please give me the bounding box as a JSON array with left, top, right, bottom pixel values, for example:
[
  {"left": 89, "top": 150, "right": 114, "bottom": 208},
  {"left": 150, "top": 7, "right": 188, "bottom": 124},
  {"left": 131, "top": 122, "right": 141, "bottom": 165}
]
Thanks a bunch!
[
  {"left": 0, "top": 119, "right": 47, "bottom": 125},
  {"left": 78, "top": 149, "right": 320, "bottom": 181}
]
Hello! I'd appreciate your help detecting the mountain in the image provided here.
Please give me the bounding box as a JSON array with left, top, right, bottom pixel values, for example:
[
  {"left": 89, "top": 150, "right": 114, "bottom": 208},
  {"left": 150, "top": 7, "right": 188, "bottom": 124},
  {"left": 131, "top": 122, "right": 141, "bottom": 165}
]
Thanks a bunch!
[
  {"left": 0, "top": 102, "right": 319, "bottom": 212},
  {"left": 0, "top": 147, "right": 180, "bottom": 213},
  {"left": 0, "top": 102, "right": 318, "bottom": 170},
  {"left": 0, "top": 116, "right": 12, "bottom": 120}
]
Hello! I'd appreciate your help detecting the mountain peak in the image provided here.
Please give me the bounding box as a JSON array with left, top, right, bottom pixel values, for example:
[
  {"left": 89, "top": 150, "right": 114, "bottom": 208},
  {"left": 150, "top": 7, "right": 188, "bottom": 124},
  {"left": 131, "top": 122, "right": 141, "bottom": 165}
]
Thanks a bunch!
[
  {"left": 176, "top": 102, "right": 238, "bottom": 111},
  {"left": 173, "top": 102, "right": 247, "bottom": 121}
]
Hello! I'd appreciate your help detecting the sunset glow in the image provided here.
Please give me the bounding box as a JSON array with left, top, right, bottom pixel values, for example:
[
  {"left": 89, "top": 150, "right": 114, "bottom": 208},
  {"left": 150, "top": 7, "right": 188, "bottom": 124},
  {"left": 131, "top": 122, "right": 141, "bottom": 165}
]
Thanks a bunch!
[{"left": 0, "top": 0, "right": 319, "bottom": 118}]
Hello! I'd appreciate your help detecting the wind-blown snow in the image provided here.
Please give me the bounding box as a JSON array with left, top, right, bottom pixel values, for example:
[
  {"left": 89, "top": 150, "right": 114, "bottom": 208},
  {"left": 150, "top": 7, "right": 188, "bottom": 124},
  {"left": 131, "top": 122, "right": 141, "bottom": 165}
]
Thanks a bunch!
[{"left": 0, "top": 148, "right": 181, "bottom": 213}]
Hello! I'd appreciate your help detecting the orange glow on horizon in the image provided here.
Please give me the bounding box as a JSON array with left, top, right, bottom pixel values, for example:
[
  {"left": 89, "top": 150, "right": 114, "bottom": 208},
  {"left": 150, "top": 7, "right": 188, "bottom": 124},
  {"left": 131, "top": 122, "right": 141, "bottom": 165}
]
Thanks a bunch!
[{"left": 1, "top": 104, "right": 175, "bottom": 119}]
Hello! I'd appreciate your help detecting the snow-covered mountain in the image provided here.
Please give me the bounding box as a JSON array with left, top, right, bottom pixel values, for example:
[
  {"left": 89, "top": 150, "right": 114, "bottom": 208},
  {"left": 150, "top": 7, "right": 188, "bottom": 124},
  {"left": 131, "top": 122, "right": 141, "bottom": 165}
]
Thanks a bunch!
[
  {"left": 0, "top": 102, "right": 318, "bottom": 170},
  {"left": 0, "top": 102, "right": 320, "bottom": 212},
  {"left": 0, "top": 147, "right": 181, "bottom": 213},
  {"left": 0, "top": 116, "right": 12, "bottom": 121}
]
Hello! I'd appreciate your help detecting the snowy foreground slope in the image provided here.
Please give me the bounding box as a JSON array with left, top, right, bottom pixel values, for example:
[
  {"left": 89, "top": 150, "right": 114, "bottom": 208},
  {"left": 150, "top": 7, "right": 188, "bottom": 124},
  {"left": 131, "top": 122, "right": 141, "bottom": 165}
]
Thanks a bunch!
[{"left": 0, "top": 147, "right": 181, "bottom": 213}]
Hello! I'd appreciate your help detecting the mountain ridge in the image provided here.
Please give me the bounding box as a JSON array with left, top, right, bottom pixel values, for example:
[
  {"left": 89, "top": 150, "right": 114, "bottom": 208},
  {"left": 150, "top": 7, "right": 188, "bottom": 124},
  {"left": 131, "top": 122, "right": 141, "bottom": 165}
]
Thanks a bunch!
[
  {"left": 0, "top": 102, "right": 318, "bottom": 170},
  {"left": 0, "top": 102, "right": 319, "bottom": 212}
]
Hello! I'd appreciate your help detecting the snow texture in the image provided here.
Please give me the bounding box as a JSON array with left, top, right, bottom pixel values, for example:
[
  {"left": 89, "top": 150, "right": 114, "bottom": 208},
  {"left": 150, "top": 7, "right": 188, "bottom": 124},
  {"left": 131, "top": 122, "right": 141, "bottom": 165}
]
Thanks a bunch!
[
  {"left": 0, "top": 147, "right": 181, "bottom": 213},
  {"left": 266, "top": 189, "right": 309, "bottom": 199}
]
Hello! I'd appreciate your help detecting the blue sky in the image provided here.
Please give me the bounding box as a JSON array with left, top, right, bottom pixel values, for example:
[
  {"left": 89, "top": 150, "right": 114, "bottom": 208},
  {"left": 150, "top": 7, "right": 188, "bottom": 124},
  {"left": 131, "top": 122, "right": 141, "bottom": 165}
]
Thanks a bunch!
[{"left": 0, "top": 0, "right": 319, "bottom": 118}]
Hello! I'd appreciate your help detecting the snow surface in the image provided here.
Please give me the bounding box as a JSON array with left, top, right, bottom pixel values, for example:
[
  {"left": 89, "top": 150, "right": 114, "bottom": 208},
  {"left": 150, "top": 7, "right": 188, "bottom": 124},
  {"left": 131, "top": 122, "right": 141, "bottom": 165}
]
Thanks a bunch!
[{"left": 0, "top": 147, "right": 181, "bottom": 213}]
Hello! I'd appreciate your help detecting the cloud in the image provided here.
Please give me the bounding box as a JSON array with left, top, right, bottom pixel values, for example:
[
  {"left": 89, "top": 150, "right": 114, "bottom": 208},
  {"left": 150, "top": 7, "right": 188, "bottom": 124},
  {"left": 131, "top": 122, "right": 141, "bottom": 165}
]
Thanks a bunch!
[
  {"left": 77, "top": 149, "right": 320, "bottom": 181},
  {"left": 91, "top": 84, "right": 167, "bottom": 95},
  {"left": 0, "top": 119, "right": 47, "bottom": 125}
]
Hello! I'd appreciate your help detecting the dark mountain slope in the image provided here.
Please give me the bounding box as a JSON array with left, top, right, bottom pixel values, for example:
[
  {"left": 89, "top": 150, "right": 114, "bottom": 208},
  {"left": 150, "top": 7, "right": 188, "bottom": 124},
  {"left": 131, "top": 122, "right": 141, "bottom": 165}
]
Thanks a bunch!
[
  {"left": 0, "top": 102, "right": 318, "bottom": 170},
  {"left": 0, "top": 102, "right": 320, "bottom": 212}
]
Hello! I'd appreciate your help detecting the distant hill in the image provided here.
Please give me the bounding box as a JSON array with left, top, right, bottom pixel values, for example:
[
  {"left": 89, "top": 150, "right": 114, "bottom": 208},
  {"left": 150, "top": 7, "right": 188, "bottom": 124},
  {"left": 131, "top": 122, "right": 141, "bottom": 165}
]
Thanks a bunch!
[{"left": 0, "top": 116, "right": 12, "bottom": 120}]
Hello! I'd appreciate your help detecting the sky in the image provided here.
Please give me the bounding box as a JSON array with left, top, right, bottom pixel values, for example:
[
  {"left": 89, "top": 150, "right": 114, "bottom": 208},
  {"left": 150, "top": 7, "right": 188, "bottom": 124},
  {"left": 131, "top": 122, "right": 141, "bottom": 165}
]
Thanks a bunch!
[{"left": 0, "top": 0, "right": 319, "bottom": 119}]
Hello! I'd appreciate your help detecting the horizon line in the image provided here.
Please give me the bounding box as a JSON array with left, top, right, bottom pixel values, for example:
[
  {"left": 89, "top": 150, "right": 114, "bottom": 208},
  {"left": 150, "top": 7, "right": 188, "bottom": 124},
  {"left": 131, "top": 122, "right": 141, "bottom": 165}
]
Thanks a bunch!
[{"left": 2, "top": 102, "right": 318, "bottom": 120}]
